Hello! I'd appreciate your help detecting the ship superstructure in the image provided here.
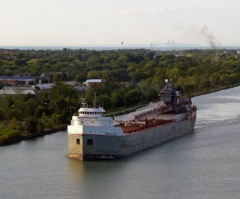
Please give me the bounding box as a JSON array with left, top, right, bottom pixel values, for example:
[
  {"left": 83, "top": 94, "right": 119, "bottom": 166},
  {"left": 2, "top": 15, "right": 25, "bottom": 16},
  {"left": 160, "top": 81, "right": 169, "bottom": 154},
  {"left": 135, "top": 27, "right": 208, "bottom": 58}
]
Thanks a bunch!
[{"left": 68, "top": 87, "right": 197, "bottom": 160}]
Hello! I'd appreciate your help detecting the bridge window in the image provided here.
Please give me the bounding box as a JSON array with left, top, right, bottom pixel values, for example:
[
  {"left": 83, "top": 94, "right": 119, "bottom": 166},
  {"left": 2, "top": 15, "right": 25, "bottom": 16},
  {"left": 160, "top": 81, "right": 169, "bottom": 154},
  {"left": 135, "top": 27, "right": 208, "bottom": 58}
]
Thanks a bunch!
[
  {"left": 87, "top": 139, "right": 93, "bottom": 145},
  {"left": 76, "top": 139, "right": 80, "bottom": 145}
]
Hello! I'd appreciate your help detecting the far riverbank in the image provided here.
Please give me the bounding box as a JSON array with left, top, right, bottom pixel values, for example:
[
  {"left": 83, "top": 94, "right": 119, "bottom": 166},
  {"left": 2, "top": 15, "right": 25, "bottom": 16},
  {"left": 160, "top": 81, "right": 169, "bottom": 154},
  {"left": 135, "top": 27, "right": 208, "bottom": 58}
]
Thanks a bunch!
[
  {"left": 1, "top": 83, "right": 240, "bottom": 146},
  {"left": 105, "top": 83, "right": 240, "bottom": 117},
  {"left": 0, "top": 126, "right": 66, "bottom": 146}
]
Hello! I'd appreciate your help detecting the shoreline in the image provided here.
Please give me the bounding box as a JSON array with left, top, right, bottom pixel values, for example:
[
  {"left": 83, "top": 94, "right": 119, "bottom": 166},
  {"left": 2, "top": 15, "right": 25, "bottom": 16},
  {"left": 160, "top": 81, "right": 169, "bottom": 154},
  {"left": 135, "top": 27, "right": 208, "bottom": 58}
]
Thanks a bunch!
[
  {"left": 105, "top": 83, "right": 240, "bottom": 117},
  {"left": 186, "top": 83, "right": 240, "bottom": 98},
  {"left": 0, "top": 126, "right": 67, "bottom": 146},
  {"left": 1, "top": 83, "right": 240, "bottom": 146}
]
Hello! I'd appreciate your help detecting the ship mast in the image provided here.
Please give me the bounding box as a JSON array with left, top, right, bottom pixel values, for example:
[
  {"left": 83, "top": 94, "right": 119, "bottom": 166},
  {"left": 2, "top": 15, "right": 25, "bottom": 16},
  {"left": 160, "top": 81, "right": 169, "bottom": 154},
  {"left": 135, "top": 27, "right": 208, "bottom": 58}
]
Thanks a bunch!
[
  {"left": 93, "top": 92, "right": 96, "bottom": 108},
  {"left": 81, "top": 98, "right": 87, "bottom": 108}
]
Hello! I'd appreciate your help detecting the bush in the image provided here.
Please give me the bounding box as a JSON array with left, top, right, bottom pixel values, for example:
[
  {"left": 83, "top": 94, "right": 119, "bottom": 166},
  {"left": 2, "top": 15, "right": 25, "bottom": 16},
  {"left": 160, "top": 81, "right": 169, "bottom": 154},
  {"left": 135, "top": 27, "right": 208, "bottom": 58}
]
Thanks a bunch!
[
  {"left": 24, "top": 118, "right": 38, "bottom": 134},
  {"left": 0, "top": 130, "right": 21, "bottom": 143},
  {"left": 0, "top": 134, "right": 9, "bottom": 143}
]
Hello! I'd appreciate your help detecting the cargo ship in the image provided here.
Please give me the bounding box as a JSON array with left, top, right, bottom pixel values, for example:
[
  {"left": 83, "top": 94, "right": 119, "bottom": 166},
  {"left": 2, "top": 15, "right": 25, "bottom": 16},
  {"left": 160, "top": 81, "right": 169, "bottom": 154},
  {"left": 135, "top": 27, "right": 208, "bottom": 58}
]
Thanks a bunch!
[{"left": 68, "top": 86, "right": 197, "bottom": 160}]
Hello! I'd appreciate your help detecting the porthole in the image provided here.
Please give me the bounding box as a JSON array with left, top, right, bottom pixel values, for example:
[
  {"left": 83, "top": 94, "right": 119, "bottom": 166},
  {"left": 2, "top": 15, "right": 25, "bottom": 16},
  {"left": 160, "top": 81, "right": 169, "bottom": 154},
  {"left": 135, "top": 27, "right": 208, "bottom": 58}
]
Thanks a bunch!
[
  {"left": 76, "top": 139, "right": 80, "bottom": 145},
  {"left": 87, "top": 139, "right": 93, "bottom": 145}
]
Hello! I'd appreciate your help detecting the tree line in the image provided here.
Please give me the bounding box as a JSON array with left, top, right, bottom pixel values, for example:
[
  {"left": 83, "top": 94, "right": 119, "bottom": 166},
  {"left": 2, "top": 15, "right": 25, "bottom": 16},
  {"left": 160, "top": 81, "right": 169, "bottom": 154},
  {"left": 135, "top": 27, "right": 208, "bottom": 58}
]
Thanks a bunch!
[{"left": 1, "top": 48, "right": 240, "bottom": 143}]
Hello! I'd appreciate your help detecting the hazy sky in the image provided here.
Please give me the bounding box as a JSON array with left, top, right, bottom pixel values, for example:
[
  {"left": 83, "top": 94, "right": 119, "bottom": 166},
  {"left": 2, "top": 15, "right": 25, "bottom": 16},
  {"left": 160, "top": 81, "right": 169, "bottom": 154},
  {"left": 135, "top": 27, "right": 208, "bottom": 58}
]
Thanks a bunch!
[{"left": 0, "top": 0, "right": 239, "bottom": 47}]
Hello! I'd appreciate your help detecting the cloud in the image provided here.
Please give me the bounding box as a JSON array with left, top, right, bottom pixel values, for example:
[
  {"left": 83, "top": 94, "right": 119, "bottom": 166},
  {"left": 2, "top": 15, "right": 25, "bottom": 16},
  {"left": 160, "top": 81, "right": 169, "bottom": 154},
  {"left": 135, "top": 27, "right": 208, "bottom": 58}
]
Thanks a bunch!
[
  {"left": 120, "top": 6, "right": 178, "bottom": 16},
  {"left": 150, "top": 6, "right": 178, "bottom": 14}
]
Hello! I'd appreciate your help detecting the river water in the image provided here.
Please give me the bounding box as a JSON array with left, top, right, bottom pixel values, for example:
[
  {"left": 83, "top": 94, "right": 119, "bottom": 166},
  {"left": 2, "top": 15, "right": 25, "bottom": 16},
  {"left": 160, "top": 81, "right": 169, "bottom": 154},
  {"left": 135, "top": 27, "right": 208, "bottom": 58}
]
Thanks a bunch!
[{"left": 1, "top": 87, "right": 240, "bottom": 199}]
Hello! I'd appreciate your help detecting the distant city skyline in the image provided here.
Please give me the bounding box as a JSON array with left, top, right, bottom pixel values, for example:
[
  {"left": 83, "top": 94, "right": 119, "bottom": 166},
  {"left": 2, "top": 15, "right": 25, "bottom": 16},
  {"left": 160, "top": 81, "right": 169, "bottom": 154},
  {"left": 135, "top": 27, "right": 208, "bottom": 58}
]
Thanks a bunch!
[{"left": 1, "top": 0, "right": 240, "bottom": 48}]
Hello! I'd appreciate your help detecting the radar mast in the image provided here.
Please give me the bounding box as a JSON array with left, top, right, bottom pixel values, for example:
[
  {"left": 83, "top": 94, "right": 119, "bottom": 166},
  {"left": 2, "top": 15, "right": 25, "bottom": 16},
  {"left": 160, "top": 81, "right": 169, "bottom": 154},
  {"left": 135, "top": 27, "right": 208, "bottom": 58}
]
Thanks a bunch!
[{"left": 81, "top": 98, "right": 87, "bottom": 108}]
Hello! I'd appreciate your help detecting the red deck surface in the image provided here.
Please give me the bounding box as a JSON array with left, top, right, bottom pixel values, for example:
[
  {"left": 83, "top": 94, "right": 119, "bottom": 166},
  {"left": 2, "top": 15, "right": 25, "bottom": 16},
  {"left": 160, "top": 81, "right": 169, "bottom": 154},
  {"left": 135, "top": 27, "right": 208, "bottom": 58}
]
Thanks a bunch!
[{"left": 115, "top": 119, "right": 173, "bottom": 134}]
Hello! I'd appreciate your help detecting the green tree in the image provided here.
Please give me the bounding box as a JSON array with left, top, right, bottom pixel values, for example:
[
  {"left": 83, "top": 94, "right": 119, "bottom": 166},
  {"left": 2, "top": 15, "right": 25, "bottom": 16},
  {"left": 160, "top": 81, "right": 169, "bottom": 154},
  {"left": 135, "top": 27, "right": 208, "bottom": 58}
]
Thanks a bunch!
[
  {"left": 0, "top": 96, "right": 11, "bottom": 117},
  {"left": 24, "top": 98, "right": 39, "bottom": 118},
  {"left": 24, "top": 118, "right": 38, "bottom": 134},
  {"left": 9, "top": 117, "right": 21, "bottom": 131},
  {"left": 210, "top": 73, "right": 220, "bottom": 87},
  {"left": 111, "top": 92, "right": 123, "bottom": 108}
]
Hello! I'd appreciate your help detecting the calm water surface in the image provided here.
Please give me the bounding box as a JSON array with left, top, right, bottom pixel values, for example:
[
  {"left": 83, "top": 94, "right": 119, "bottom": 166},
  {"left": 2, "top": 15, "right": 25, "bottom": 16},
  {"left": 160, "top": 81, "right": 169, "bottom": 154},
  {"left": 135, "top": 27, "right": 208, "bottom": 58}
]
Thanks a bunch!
[{"left": 1, "top": 87, "right": 240, "bottom": 199}]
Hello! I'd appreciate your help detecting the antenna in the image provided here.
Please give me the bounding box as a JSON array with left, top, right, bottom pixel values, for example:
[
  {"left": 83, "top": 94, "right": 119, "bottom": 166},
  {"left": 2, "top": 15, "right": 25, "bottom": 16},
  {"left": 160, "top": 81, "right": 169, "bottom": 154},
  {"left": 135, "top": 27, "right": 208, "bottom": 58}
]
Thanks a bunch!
[
  {"left": 81, "top": 98, "right": 87, "bottom": 108},
  {"left": 172, "top": 74, "right": 175, "bottom": 88},
  {"left": 93, "top": 92, "right": 96, "bottom": 108}
]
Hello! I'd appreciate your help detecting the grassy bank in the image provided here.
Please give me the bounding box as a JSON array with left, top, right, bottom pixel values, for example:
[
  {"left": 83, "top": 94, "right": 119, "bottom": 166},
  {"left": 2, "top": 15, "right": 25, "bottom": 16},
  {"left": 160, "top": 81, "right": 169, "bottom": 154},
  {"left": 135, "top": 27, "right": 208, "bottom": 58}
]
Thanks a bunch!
[{"left": 0, "top": 125, "right": 67, "bottom": 146}]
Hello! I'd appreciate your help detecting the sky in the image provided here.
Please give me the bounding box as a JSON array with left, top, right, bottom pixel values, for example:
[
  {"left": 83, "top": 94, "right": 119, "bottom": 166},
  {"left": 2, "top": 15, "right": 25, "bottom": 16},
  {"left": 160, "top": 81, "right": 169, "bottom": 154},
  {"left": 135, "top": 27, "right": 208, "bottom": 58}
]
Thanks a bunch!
[{"left": 0, "top": 0, "right": 240, "bottom": 47}]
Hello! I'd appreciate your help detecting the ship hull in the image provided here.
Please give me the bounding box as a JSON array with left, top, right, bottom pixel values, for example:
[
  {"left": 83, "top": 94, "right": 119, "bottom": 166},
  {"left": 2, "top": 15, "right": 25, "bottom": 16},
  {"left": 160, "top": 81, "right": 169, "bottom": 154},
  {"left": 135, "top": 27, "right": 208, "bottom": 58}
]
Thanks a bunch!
[{"left": 68, "top": 115, "right": 196, "bottom": 160}]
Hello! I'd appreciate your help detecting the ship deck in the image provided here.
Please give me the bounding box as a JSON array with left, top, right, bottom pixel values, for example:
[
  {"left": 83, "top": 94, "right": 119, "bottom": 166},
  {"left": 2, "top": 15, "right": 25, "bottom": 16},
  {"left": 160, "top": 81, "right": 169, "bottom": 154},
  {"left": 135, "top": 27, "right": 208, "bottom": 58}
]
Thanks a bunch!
[{"left": 115, "top": 119, "right": 173, "bottom": 134}]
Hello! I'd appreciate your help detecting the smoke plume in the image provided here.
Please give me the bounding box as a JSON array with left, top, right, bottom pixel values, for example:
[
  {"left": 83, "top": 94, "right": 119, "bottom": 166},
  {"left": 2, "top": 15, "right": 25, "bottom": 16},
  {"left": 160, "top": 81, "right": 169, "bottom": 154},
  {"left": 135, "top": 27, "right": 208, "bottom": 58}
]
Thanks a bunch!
[{"left": 201, "top": 25, "right": 218, "bottom": 48}]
